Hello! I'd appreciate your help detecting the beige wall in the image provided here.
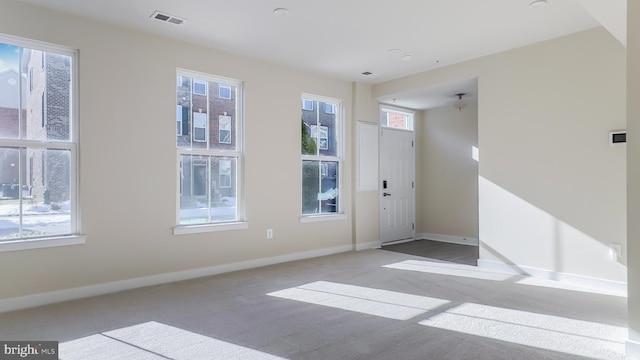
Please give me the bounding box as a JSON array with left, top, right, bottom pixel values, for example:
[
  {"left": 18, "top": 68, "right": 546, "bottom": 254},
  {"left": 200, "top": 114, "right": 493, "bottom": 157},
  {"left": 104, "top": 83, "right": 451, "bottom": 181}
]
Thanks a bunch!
[
  {"left": 0, "top": 1, "right": 353, "bottom": 300},
  {"left": 627, "top": 0, "right": 640, "bottom": 348},
  {"left": 375, "top": 27, "right": 627, "bottom": 283},
  {"left": 351, "top": 83, "right": 380, "bottom": 248},
  {"left": 417, "top": 103, "right": 478, "bottom": 239}
]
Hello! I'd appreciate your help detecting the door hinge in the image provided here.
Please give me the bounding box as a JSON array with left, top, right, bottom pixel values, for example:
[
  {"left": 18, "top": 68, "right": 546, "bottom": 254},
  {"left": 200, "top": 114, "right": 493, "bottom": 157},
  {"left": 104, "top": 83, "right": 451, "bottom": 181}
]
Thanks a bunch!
[
  {"left": 412, "top": 140, "right": 414, "bottom": 147},
  {"left": 412, "top": 181, "right": 414, "bottom": 188},
  {"left": 412, "top": 223, "right": 415, "bottom": 230}
]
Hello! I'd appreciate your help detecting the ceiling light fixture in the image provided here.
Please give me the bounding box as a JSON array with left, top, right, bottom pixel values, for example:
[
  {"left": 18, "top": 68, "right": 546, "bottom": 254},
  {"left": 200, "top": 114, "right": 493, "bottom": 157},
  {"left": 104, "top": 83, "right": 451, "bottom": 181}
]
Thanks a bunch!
[
  {"left": 401, "top": 53, "right": 413, "bottom": 61},
  {"left": 454, "top": 93, "right": 467, "bottom": 111},
  {"left": 529, "top": 0, "right": 548, "bottom": 8},
  {"left": 361, "top": 71, "right": 373, "bottom": 76},
  {"left": 273, "top": 8, "right": 290, "bottom": 16},
  {"left": 388, "top": 48, "right": 401, "bottom": 54}
]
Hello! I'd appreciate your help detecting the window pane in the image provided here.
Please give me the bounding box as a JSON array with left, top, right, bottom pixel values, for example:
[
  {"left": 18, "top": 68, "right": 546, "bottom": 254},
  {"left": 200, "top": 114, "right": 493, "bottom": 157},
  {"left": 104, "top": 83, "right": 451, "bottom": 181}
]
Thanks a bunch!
[
  {"left": 302, "top": 160, "right": 338, "bottom": 215},
  {"left": 301, "top": 100, "right": 337, "bottom": 157},
  {"left": 381, "top": 108, "right": 414, "bottom": 131},
  {"left": 0, "top": 147, "right": 21, "bottom": 240},
  {"left": 24, "top": 50, "right": 72, "bottom": 142},
  {"left": 0, "top": 44, "right": 22, "bottom": 140},
  {"left": 179, "top": 155, "right": 237, "bottom": 224},
  {"left": 176, "top": 76, "right": 237, "bottom": 151},
  {"left": 0, "top": 147, "right": 71, "bottom": 241},
  {"left": 24, "top": 148, "right": 71, "bottom": 238}
]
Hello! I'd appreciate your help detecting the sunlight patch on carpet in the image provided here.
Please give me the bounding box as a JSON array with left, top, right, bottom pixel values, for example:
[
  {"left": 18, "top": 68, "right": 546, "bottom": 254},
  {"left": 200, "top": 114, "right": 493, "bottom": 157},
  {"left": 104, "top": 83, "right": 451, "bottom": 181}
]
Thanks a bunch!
[
  {"left": 419, "top": 303, "right": 626, "bottom": 360},
  {"left": 267, "top": 281, "right": 449, "bottom": 320},
  {"left": 60, "top": 321, "right": 286, "bottom": 360}
]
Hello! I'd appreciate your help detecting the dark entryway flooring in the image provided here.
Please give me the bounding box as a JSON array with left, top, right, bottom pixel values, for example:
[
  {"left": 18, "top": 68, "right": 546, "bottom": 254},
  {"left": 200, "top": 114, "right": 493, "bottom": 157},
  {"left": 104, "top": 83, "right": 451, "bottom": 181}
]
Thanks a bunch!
[{"left": 381, "top": 239, "right": 479, "bottom": 266}]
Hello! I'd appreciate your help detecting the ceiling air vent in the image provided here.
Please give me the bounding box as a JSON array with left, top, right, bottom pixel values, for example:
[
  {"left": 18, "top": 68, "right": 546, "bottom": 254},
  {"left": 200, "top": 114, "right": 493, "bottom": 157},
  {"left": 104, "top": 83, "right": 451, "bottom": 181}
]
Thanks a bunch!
[{"left": 150, "top": 11, "right": 185, "bottom": 25}]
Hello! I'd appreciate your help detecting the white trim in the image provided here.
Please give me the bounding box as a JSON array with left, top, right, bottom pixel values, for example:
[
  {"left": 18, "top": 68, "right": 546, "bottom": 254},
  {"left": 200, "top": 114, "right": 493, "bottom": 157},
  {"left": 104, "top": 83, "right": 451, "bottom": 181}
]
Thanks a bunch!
[
  {"left": 477, "top": 259, "right": 627, "bottom": 295},
  {"left": 416, "top": 233, "right": 479, "bottom": 246},
  {"left": 627, "top": 340, "right": 640, "bottom": 359},
  {"left": 355, "top": 241, "right": 381, "bottom": 251},
  {"left": 173, "top": 221, "right": 248, "bottom": 235},
  {"left": 0, "top": 244, "right": 352, "bottom": 313},
  {"left": 0, "top": 235, "right": 85, "bottom": 253},
  {"left": 300, "top": 213, "right": 348, "bottom": 223}
]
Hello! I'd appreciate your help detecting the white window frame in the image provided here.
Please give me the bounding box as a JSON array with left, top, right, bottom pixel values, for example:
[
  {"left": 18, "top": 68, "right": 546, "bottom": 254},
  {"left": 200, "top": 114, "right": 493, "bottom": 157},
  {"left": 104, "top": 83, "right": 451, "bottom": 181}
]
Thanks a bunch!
[
  {"left": 302, "top": 99, "right": 314, "bottom": 111},
  {"left": 193, "top": 79, "right": 207, "bottom": 96},
  {"left": 174, "top": 69, "right": 246, "bottom": 234},
  {"left": 0, "top": 34, "right": 84, "bottom": 252},
  {"left": 219, "top": 84, "right": 231, "bottom": 99},
  {"left": 300, "top": 94, "right": 344, "bottom": 221},
  {"left": 219, "top": 115, "right": 232, "bottom": 144},
  {"left": 380, "top": 105, "right": 415, "bottom": 131}
]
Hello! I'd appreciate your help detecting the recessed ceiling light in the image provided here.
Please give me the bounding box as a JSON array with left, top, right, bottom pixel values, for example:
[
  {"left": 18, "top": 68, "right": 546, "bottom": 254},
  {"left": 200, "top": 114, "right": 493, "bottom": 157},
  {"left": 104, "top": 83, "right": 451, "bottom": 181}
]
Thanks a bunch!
[
  {"left": 401, "top": 53, "right": 413, "bottom": 61},
  {"left": 529, "top": 0, "right": 548, "bottom": 8},
  {"left": 273, "top": 8, "right": 290, "bottom": 16},
  {"left": 387, "top": 48, "right": 401, "bottom": 54}
]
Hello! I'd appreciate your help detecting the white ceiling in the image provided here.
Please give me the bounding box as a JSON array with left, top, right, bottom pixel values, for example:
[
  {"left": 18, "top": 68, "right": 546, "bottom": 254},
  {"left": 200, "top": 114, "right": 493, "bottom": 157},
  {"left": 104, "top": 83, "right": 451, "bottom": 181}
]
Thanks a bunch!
[{"left": 18, "top": 0, "right": 625, "bottom": 109}]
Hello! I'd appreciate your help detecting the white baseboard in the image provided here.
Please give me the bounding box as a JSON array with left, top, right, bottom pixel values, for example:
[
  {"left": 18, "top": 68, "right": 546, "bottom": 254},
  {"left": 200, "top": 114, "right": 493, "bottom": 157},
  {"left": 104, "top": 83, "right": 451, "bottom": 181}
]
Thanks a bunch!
[
  {"left": 627, "top": 340, "right": 640, "bottom": 359},
  {"left": 416, "top": 233, "right": 479, "bottom": 246},
  {"left": 477, "top": 259, "right": 627, "bottom": 295},
  {"left": 0, "top": 244, "right": 353, "bottom": 313},
  {"left": 355, "top": 241, "right": 381, "bottom": 251}
]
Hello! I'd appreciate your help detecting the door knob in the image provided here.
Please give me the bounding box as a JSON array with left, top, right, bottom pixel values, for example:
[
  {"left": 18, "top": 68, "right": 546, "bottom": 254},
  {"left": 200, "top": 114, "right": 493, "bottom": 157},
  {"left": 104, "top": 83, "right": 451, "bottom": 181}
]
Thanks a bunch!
[{"left": 383, "top": 192, "right": 392, "bottom": 197}]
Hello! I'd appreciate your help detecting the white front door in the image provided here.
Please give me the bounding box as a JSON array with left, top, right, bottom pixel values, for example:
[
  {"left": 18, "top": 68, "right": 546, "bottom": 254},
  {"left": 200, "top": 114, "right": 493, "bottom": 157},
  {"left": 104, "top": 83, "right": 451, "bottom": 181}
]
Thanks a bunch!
[{"left": 380, "top": 127, "right": 415, "bottom": 244}]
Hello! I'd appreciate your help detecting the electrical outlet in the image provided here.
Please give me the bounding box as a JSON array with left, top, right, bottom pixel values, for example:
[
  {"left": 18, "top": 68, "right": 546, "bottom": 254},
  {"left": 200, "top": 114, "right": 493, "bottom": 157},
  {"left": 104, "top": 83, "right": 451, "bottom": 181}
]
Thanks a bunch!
[
  {"left": 266, "top": 229, "right": 273, "bottom": 239},
  {"left": 609, "top": 243, "right": 622, "bottom": 260}
]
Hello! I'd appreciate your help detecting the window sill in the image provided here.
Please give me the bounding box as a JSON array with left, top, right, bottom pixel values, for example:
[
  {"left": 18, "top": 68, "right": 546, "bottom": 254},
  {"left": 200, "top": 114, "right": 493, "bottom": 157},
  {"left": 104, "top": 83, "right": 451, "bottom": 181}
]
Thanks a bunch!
[
  {"left": 300, "top": 214, "right": 348, "bottom": 223},
  {"left": 0, "top": 235, "right": 86, "bottom": 253},
  {"left": 173, "top": 222, "right": 249, "bottom": 235}
]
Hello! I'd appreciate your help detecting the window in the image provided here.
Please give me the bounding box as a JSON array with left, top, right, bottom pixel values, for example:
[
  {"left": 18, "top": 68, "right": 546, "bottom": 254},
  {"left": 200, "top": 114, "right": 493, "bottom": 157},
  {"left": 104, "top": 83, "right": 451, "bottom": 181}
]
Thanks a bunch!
[
  {"left": 380, "top": 106, "right": 414, "bottom": 131},
  {"left": 310, "top": 125, "right": 328, "bottom": 150},
  {"left": 176, "top": 105, "right": 183, "bottom": 135},
  {"left": 176, "top": 70, "right": 243, "bottom": 227},
  {"left": 302, "top": 99, "right": 314, "bottom": 111},
  {"left": 193, "top": 112, "right": 207, "bottom": 142},
  {"left": 219, "top": 115, "right": 231, "bottom": 144},
  {"left": 0, "top": 36, "right": 79, "bottom": 243},
  {"left": 193, "top": 80, "right": 207, "bottom": 96},
  {"left": 301, "top": 95, "right": 342, "bottom": 215},
  {"left": 219, "top": 84, "right": 231, "bottom": 99},
  {"left": 324, "top": 103, "right": 336, "bottom": 114}
]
